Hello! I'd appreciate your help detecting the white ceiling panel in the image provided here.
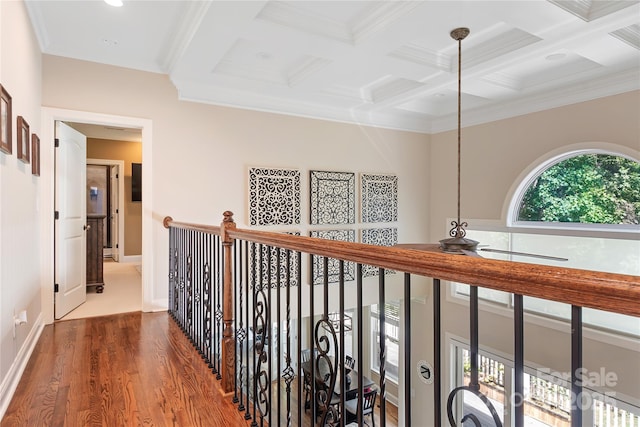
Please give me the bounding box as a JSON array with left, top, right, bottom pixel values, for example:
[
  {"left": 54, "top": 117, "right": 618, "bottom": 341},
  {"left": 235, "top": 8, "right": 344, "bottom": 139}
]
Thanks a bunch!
[{"left": 25, "top": 0, "right": 640, "bottom": 133}]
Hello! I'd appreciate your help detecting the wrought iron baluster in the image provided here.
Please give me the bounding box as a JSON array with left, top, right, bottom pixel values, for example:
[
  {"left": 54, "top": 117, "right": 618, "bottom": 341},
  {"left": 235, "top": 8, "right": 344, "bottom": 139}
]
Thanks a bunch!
[
  {"left": 216, "top": 234, "right": 224, "bottom": 378},
  {"left": 378, "top": 268, "right": 387, "bottom": 427},
  {"left": 267, "top": 245, "right": 273, "bottom": 427},
  {"left": 296, "top": 251, "right": 303, "bottom": 427},
  {"left": 338, "top": 260, "right": 345, "bottom": 427},
  {"left": 275, "top": 247, "right": 282, "bottom": 426},
  {"left": 203, "top": 234, "right": 212, "bottom": 368},
  {"left": 434, "top": 278, "right": 442, "bottom": 427},
  {"left": 404, "top": 272, "right": 412, "bottom": 427},
  {"left": 316, "top": 306, "right": 339, "bottom": 427},
  {"left": 186, "top": 229, "right": 193, "bottom": 339},
  {"left": 177, "top": 227, "right": 183, "bottom": 327},
  {"left": 309, "top": 253, "right": 316, "bottom": 423},
  {"left": 235, "top": 241, "right": 243, "bottom": 408},
  {"left": 282, "top": 249, "right": 295, "bottom": 427},
  {"left": 571, "top": 306, "right": 582, "bottom": 427},
  {"left": 251, "top": 243, "right": 259, "bottom": 427},
  {"left": 245, "top": 241, "right": 254, "bottom": 421},
  {"left": 168, "top": 226, "right": 174, "bottom": 319},
  {"left": 446, "top": 285, "right": 502, "bottom": 427},
  {"left": 196, "top": 231, "right": 203, "bottom": 353},
  {"left": 356, "top": 264, "right": 364, "bottom": 427},
  {"left": 514, "top": 294, "right": 524, "bottom": 427}
]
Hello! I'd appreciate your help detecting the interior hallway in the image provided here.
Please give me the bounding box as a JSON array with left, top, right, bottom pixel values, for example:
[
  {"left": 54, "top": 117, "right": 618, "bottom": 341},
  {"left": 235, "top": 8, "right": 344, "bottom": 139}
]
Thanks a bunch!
[{"left": 61, "top": 260, "right": 142, "bottom": 321}]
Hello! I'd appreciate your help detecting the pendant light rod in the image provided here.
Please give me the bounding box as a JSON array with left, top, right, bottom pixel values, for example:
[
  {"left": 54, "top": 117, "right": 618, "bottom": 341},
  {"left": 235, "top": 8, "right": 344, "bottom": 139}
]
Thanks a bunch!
[
  {"left": 439, "top": 27, "right": 478, "bottom": 254},
  {"left": 451, "top": 27, "right": 468, "bottom": 228}
]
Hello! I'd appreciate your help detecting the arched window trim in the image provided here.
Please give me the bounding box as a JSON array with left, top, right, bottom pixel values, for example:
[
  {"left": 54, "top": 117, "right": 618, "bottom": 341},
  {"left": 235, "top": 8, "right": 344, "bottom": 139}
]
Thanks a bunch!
[{"left": 506, "top": 147, "right": 640, "bottom": 236}]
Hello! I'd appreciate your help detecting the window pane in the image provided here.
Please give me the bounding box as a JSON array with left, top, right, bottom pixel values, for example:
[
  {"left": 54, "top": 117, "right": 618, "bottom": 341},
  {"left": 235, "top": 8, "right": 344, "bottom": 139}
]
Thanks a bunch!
[
  {"left": 460, "top": 349, "right": 506, "bottom": 425},
  {"left": 370, "top": 303, "right": 399, "bottom": 382},
  {"left": 517, "top": 154, "right": 640, "bottom": 225}
]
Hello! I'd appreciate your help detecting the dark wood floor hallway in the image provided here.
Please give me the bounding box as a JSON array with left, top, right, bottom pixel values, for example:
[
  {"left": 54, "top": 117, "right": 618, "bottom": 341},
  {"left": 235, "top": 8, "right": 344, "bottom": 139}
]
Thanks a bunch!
[
  {"left": 2, "top": 311, "right": 399, "bottom": 427},
  {"left": 1, "top": 311, "right": 250, "bottom": 427}
]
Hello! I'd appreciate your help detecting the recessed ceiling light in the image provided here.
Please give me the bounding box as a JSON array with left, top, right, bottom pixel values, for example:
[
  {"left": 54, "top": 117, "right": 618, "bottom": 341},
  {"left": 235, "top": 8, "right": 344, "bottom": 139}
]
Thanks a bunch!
[{"left": 104, "top": 0, "right": 123, "bottom": 7}]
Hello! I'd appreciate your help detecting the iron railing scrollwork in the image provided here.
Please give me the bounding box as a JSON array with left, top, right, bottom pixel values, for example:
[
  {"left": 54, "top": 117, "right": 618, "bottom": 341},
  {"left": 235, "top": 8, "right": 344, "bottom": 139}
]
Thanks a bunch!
[{"left": 164, "top": 213, "right": 639, "bottom": 427}]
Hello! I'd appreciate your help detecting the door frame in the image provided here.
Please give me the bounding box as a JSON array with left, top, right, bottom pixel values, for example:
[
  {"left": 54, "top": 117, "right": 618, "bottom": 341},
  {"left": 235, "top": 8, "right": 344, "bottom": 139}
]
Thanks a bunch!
[
  {"left": 41, "top": 108, "right": 153, "bottom": 324},
  {"left": 87, "top": 159, "right": 125, "bottom": 262}
]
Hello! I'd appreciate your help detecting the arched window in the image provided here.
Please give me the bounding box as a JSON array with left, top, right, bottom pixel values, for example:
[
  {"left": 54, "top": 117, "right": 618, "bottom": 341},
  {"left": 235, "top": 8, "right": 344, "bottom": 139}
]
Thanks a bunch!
[
  {"left": 515, "top": 152, "right": 640, "bottom": 226},
  {"left": 456, "top": 149, "right": 639, "bottom": 336}
]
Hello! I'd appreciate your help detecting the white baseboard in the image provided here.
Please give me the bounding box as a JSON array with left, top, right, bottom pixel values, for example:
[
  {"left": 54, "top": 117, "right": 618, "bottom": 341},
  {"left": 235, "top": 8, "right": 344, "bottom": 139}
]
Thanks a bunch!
[
  {"left": 122, "top": 255, "right": 142, "bottom": 263},
  {"left": 144, "top": 298, "right": 168, "bottom": 312},
  {"left": 0, "top": 313, "right": 45, "bottom": 419}
]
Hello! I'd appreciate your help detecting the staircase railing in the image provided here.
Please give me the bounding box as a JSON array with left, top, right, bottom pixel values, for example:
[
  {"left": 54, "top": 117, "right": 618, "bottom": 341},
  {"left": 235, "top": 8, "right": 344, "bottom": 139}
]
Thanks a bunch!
[{"left": 163, "top": 213, "right": 639, "bottom": 427}]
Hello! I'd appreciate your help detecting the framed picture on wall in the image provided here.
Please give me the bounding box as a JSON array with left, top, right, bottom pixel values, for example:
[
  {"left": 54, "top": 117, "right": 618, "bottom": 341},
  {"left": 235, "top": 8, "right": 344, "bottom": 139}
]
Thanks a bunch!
[
  {"left": 31, "top": 133, "right": 40, "bottom": 176},
  {"left": 17, "top": 116, "right": 30, "bottom": 163},
  {"left": 132, "top": 162, "right": 142, "bottom": 201},
  {"left": 0, "top": 85, "right": 11, "bottom": 155}
]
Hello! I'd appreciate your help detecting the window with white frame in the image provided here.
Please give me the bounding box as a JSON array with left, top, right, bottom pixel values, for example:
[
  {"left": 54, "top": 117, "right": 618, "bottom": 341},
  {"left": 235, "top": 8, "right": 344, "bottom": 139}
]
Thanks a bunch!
[
  {"left": 370, "top": 302, "right": 399, "bottom": 382},
  {"left": 452, "top": 150, "right": 640, "bottom": 337},
  {"left": 450, "top": 340, "right": 640, "bottom": 427}
]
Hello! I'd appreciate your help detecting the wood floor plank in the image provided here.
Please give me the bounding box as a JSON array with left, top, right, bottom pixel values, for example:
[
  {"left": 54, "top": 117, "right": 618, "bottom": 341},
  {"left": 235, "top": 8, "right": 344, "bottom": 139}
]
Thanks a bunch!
[
  {"left": 2, "top": 311, "right": 399, "bottom": 427},
  {"left": 1, "top": 312, "right": 251, "bottom": 427}
]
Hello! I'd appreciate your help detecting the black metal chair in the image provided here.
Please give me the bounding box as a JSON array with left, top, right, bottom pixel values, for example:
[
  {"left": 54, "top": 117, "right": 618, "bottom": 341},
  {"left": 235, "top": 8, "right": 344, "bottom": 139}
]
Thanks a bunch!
[
  {"left": 344, "top": 355, "right": 355, "bottom": 373},
  {"left": 344, "top": 387, "right": 378, "bottom": 427},
  {"left": 301, "top": 348, "right": 317, "bottom": 413}
]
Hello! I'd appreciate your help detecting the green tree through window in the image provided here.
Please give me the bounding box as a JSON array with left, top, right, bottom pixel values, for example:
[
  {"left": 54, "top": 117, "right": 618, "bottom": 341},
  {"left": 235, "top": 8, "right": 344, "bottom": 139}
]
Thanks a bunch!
[{"left": 517, "top": 154, "right": 640, "bottom": 224}]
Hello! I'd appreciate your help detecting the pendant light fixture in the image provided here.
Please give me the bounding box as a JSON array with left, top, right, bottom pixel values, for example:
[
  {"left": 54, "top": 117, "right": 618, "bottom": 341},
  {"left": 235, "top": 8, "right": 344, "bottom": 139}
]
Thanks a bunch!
[{"left": 438, "top": 27, "right": 479, "bottom": 254}]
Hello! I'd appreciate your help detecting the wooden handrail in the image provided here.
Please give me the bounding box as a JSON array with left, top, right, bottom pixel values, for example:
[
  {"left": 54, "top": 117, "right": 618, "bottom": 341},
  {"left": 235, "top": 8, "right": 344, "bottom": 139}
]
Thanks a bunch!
[{"left": 163, "top": 216, "right": 640, "bottom": 317}]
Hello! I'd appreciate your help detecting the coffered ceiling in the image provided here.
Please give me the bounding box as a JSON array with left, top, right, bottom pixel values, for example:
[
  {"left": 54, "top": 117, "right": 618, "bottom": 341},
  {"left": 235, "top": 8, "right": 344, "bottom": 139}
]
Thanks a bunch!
[{"left": 26, "top": 0, "right": 640, "bottom": 133}]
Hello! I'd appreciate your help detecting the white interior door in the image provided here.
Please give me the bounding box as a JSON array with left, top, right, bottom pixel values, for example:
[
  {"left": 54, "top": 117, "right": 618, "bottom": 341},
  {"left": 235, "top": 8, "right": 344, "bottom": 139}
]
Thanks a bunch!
[
  {"left": 110, "top": 164, "right": 119, "bottom": 262},
  {"left": 55, "top": 121, "right": 87, "bottom": 319}
]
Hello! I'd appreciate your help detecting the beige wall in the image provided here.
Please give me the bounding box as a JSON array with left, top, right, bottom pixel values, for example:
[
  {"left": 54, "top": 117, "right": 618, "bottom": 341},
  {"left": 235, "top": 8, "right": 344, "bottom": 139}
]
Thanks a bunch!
[
  {"left": 0, "top": 0, "right": 43, "bottom": 410},
  {"left": 0, "top": 1, "right": 630, "bottom": 421},
  {"left": 41, "top": 54, "right": 432, "bottom": 306},
  {"left": 87, "top": 138, "right": 142, "bottom": 256},
  {"left": 40, "top": 53, "right": 640, "bottom": 424},
  {"left": 415, "top": 91, "right": 640, "bottom": 426}
]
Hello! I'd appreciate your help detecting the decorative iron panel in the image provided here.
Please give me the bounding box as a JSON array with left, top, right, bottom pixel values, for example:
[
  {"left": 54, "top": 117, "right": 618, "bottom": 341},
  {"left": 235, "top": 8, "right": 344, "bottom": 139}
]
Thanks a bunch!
[
  {"left": 361, "top": 173, "right": 398, "bottom": 223},
  {"left": 310, "top": 170, "right": 355, "bottom": 225},
  {"left": 249, "top": 167, "right": 301, "bottom": 226}
]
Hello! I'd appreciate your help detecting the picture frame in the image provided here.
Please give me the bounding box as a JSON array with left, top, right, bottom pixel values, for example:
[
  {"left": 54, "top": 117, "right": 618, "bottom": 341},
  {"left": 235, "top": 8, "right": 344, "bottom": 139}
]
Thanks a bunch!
[
  {"left": 17, "top": 116, "right": 29, "bottom": 163},
  {"left": 31, "top": 134, "right": 40, "bottom": 176},
  {"left": 0, "top": 85, "right": 11, "bottom": 155}
]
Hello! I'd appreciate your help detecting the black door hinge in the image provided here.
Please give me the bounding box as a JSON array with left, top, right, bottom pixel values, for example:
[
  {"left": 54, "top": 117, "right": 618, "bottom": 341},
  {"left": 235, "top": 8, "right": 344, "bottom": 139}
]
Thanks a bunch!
[
  {"left": 54, "top": 284, "right": 59, "bottom": 293},
  {"left": 54, "top": 138, "right": 59, "bottom": 148},
  {"left": 116, "top": 243, "right": 119, "bottom": 249},
  {"left": 54, "top": 211, "right": 59, "bottom": 220},
  {"left": 116, "top": 173, "right": 119, "bottom": 179},
  {"left": 116, "top": 208, "right": 119, "bottom": 214}
]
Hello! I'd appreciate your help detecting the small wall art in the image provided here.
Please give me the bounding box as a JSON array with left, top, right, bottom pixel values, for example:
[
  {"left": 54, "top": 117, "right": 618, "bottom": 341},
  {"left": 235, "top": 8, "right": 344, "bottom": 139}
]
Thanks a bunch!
[
  {"left": 17, "top": 116, "right": 30, "bottom": 163},
  {"left": 310, "top": 170, "right": 355, "bottom": 225},
  {"left": 361, "top": 227, "right": 397, "bottom": 277},
  {"left": 361, "top": 173, "right": 398, "bottom": 223},
  {"left": 31, "top": 134, "right": 40, "bottom": 176},
  {"left": 310, "top": 229, "right": 356, "bottom": 284},
  {"left": 0, "top": 85, "right": 12, "bottom": 155},
  {"left": 249, "top": 167, "right": 300, "bottom": 226}
]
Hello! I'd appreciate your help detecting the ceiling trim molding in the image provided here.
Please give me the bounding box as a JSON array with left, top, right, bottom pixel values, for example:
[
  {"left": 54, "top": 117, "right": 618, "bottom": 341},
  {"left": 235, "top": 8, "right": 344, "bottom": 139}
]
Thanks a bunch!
[{"left": 160, "top": 0, "right": 213, "bottom": 74}]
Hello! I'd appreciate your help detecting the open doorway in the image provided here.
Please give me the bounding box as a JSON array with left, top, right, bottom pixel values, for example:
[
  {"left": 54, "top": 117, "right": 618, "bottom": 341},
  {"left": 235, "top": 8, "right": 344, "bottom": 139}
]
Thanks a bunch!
[
  {"left": 41, "top": 107, "right": 153, "bottom": 324},
  {"left": 86, "top": 161, "right": 123, "bottom": 262},
  {"left": 62, "top": 123, "right": 142, "bottom": 319}
]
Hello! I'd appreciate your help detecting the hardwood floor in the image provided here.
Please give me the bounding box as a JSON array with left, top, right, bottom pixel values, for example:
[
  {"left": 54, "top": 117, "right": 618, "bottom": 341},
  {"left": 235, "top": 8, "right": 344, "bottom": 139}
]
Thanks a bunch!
[
  {"left": 2, "top": 312, "right": 248, "bottom": 427},
  {"left": 1, "top": 311, "right": 398, "bottom": 427}
]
